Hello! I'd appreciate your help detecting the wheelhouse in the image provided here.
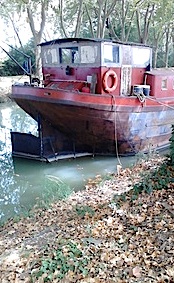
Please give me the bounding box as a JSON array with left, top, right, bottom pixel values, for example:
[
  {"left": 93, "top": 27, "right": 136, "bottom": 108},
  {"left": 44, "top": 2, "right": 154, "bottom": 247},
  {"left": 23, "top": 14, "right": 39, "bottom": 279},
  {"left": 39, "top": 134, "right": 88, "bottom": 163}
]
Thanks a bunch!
[
  {"left": 40, "top": 38, "right": 152, "bottom": 96},
  {"left": 40, "top": 38, "right": 174, "bottom": 98}
]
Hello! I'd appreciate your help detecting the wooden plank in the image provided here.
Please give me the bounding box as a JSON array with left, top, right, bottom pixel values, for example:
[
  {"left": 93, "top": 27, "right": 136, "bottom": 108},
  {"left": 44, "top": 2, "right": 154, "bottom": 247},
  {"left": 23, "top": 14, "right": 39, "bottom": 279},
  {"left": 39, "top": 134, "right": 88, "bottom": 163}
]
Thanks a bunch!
[{"left": 90, "top": 74, "right": 97, "bottom": 93}]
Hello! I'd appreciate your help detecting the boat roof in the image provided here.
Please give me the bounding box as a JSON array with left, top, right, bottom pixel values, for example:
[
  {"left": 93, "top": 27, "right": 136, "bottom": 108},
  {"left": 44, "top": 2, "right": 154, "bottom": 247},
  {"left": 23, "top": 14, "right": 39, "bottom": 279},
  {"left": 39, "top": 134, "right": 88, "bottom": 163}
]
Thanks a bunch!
[
  {"left": 146, "top": 68, "right": 174, "bottom": 76},
  {"left": 39, "top": 37, "right": 151, "bottom": 48}
]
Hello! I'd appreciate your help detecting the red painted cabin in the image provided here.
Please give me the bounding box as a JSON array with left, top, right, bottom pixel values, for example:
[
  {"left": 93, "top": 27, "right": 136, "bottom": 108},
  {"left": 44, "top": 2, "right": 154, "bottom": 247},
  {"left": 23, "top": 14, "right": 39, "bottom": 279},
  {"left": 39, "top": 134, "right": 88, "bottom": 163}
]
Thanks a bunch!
[
  {"left": 40, "top": 38, "right": 152, "bottom": 96},
  {"left": 146, "top": 69, "right": 174, "bottom": 97}
]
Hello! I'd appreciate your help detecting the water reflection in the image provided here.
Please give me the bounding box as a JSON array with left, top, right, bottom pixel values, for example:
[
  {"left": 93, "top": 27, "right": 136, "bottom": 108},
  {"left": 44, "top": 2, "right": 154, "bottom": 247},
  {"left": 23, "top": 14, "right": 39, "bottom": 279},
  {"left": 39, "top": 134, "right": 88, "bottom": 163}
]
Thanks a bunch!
[
  {"left": 0, "top": 102, "right": 38, "bottom": 222},
  {"left": 0, "top": 102, "right": 136, "bottom": 224}
]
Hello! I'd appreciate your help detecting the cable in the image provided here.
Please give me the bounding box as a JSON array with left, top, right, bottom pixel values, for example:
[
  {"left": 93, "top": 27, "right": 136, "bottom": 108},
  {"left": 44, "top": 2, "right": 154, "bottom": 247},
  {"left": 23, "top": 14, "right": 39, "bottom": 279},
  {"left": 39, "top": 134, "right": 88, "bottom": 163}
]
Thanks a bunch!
[{"left": 111, "top": 94, "right": 122, "bottom": 166}]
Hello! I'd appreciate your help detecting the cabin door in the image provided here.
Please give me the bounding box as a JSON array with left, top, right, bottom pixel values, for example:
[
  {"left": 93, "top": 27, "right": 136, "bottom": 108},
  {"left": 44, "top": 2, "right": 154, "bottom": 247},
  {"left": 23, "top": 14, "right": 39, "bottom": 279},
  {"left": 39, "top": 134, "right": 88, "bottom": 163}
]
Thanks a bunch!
[{"left": 120, "top": 65, "right": 132, "bottom": 96}]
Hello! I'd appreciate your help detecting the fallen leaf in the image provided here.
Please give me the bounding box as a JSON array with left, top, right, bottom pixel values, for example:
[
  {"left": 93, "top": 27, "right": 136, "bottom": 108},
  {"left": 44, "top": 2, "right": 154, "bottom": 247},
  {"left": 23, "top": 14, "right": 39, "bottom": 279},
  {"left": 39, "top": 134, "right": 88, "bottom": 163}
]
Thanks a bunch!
[{"left": 132, "top": 266, "right": 141, "bottom": 278}]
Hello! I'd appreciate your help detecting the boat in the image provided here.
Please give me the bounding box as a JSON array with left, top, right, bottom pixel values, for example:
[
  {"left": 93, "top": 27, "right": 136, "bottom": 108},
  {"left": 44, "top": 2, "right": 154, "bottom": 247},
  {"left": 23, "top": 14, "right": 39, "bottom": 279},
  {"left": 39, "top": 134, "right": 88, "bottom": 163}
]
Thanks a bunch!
[{"left": 10, "top": 37, "right": 174, "bottom": 161}]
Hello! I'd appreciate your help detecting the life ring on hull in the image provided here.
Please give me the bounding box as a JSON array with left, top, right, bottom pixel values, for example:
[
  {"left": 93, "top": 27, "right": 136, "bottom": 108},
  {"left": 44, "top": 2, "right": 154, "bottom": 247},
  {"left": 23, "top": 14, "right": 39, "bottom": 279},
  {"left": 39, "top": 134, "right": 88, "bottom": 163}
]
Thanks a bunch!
[{"left": 103, "top": 70, "right": 118, "bottom": 93}]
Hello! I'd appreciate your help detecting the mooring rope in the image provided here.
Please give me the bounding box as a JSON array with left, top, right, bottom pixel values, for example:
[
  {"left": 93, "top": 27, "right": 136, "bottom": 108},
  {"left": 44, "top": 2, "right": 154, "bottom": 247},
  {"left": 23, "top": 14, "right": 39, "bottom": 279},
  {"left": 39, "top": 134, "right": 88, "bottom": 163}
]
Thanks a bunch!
[
  {"left": 135, "top": 92, "right": 146, "bottom": 103},
  {"left": 111, "top": 94, "right": 122, "bottom": 167},
  {"left": 134, "top": 92, "right": 174, "bottom": 110},
  {"left": 146, "top": 95, "right": 174, "bottom": 110},
  {"left": 111, "top": 92, "right": 174, "bottom": 166}
]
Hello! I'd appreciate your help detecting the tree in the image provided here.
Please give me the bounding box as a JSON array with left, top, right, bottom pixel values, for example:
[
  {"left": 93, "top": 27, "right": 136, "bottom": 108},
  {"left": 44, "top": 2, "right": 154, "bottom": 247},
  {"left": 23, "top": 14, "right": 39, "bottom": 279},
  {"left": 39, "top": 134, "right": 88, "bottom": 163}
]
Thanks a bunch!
[
  {"left": 106, "top": 0, "right": 139, "bottom": 42},
  {"left": 0, "top": 0, "right": 50, "bottom": 78},
  {"left": 52, "top": 0, "right": 120, "bottom": 39},
  {"left": 24, "top": 0, "right": 49, "bottom": 77},
  {"left": 0, "top": 39, "right": 35, "bottom": 76},
  {"left": 135, "top": 1, "right": 156, "bottom": 44},
  {"left": 149, "top": 0, "right": 174, "bottom": 67},
  {"left": 1, "top": 0, "right": 174, "bottom": 72},
  {"left": 0, "top": 0, "right": 27, "bottom": 48}
]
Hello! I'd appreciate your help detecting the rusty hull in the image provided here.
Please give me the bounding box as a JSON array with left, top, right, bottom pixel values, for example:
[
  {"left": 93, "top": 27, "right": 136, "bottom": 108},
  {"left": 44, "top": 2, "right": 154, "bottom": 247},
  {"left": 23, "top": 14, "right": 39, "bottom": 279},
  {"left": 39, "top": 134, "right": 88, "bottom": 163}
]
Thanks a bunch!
[{"left": 11, "top": 84, "right": 174, "bottom": 157}]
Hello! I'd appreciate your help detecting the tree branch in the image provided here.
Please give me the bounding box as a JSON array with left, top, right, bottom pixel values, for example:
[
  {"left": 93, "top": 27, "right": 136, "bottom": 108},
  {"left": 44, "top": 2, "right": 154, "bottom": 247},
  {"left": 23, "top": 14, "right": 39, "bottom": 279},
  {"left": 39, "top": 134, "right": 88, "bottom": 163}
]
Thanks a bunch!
[
  {"left": 59, "top": 0, "right": 68, "bottom": 37},
  {"left": 84, "top": 3, "right": 95, "bottom": 37},
  {"left": 75, "top": 0, "right": 84, "bottom": 37}
]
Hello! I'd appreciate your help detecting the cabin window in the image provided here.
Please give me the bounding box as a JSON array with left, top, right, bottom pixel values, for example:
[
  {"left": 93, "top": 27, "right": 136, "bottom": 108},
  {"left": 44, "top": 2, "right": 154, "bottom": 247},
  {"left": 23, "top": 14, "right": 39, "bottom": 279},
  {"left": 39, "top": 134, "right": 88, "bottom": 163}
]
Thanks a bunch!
[
  {"left": 59, "top": 47, "right": 79, "bottom": 64},
  {"left": 132, "top": 47, "right": 151, "bottom": 67},
  {"left": 80, "top": 46, "right": 98, "bottom": 63},
  {"left": 103, "top": 45, "right": 119, "bottom": 63},
  {"left": 161, "top": 78, "right": 167, "bottom": 90},
  {"left": 43, "top": 47, "right": 58, "bottom": 65}
]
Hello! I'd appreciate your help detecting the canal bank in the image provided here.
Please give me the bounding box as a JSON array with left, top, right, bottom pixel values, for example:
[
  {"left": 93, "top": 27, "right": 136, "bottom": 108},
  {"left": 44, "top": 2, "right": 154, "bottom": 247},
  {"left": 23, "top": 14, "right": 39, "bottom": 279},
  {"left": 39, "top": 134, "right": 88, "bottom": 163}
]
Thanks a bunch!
[
  {"left": 0, "top": 76, "right": 29, "bottom": 102},
  {"left": 0, "top": 154, "right": 173, "bottom": 282}
]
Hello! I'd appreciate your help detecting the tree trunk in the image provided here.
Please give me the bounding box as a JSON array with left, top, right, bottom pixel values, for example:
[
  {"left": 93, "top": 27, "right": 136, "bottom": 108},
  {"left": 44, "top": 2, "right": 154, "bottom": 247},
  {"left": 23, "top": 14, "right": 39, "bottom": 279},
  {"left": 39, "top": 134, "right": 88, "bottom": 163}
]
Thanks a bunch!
[
  {"left": 164, "top": 27, "right": 170, "bottom": 68},
  {"left": 152, "top": 30, "right": 163, "bottom": 68},
  {"left": 59, "top": 0, "right": 68, "bottom": 37},
  {"left": 74, "top": 0, "right": 84, "bottom": 37},
  {"left": 136, "top": 4, "right": 155, "bottom": 44},
  {"left": 84, "top": 4, "right": 95, "bottom": 37},
  {"left": 9, "top": 15, "right": 24, "bottom": 49},
  {"left": 26, "top": 0, "right": 47, "bottom": 78}
]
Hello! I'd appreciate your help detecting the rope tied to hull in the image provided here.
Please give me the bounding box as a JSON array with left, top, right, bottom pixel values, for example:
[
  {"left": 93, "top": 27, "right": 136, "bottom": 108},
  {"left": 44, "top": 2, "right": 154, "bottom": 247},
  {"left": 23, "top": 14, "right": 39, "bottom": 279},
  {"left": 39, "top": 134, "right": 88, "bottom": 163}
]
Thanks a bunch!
[
  {"left": 135, "top": 92, "right": 174, "bottom": 110},
  {"left": 110, "top": 94, "right": 122, "bottom": 167},
  {"left": 146, "top": 96, "right": 174, "bottom": 110},
  {"left": 109, "top": 91, "right": 174, "bottom": 169},
  {"left": 134, "top": 92, "right": 146, "bottom": 103}
]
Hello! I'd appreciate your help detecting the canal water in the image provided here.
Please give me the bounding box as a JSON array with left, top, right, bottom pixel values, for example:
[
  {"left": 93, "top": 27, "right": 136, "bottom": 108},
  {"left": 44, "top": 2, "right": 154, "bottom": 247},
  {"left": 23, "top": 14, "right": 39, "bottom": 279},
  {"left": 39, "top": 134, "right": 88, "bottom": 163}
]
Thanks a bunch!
[{"left": 0, "top": 101, "right": 137, "bottom": 223}]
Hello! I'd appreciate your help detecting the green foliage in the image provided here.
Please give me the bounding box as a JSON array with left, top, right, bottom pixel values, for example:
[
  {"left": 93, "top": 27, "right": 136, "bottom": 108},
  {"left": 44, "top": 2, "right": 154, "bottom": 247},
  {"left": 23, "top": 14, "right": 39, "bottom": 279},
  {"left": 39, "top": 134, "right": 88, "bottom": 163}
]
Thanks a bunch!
[
  {"left": 112, "top": 192, "right": 127, "bottom": 203},
  {"left": 129, "top": 127, "right": 174, "bottom": 198},
  {"left": 34, "top": 241, "right": 90, "bottom": 281},
  {"left": 35, "top": 176, "right": 73, "bottom": 210},
  {"left": 43, "top": 176, "right": 73, "bottom": 203},
  {"left": 0, "top": 39, "right": 35, "bottom": 76},
  {"left": 169, "top": 124, "right": 174, "bottom": 165},
  {"left": 132, "top": 161, "right": 174, "bottom": 200},
  {"left": 75, "top": 205, "right": 95, "bottom": 218}
]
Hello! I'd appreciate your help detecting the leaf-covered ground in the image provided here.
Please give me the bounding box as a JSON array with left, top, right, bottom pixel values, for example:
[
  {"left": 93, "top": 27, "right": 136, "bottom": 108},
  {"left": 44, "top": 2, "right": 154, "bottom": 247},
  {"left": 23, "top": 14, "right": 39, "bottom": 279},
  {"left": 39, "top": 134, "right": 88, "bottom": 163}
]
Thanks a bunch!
[{"left": 0, "top": 156, "right": 174, "bottom": 283}]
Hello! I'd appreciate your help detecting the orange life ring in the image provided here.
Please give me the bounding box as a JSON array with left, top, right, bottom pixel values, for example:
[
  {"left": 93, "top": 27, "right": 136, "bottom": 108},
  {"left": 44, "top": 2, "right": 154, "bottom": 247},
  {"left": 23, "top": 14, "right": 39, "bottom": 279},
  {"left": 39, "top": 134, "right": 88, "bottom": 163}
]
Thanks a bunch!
[{"left": 103, "top": 70, "right": 118, "bottom": 93}]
